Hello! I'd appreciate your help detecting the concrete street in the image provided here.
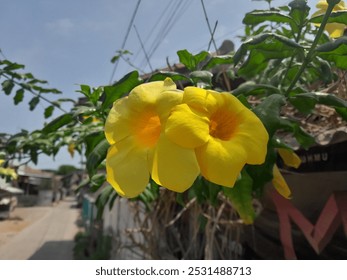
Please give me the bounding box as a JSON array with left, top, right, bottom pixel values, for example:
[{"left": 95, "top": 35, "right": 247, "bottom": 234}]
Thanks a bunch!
[{"left": 0, "top": 196, "right": 81, "bottom": 260}]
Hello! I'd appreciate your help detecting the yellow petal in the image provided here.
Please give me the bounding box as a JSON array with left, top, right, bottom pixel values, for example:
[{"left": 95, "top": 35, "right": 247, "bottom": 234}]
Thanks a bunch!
[
  {"left": 106, "top": 137, "right": 149, "bottom": 198},
  {"left": 335, "top": 0, "right": 346, "bottom": 10},
  {"left": 155, "top": 89, "right": 183, "bottom": 121},
  {"left": 278, "top": 148, "right": 301, "bottom": 169},
  {"left": 325, "top": 23, "right": 345, "bottom": 38},
  {"left": 68, "top": 143, "right": 75, "bottom": 158},
  {"left": 149, "top": 134, "right": 200, "bottom": 192},
  {"left": 0, "top": 159, "right": 4, "bottom": 166},
  {"left": 232, "top": 110, "right": 269, "bottom": 165},
  {"left": 196, "top": 138, "right": 247, "bottom": 187},
  {"left": 272, "top": 165, "right": 291, "bottom": 199},
  {"left": 182, "top": 87, "right": 219, "bottom": 114},
  {"left": 165, "top": 104, "right": 210, "bottom": 149},
  {"left": 316, "top": 1, "right": 328, "bottom": 10},
  {"left": 105, "top": 97, "right": 132, "bottom": 145},
  {"left": 127, "top": 78, "right": 177, "bottom": 110}
]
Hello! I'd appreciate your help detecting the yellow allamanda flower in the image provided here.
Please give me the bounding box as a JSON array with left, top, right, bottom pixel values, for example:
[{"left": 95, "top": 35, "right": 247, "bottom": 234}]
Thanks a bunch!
[
  {"left": 68, "top": 143, "right": 75, "bottom": 158},
  {"left": 0, "top": 159, "right": 18, "bottom": 180},
  {"left": 104, "top": 78, "right": 199, "bottom": 198},
  {"left": 165, "top": 87, "right": 269, "bottom": 188},
  {"left": 272, "top": 148, "right": 302, "bottom": 199},
  {"left": 312, "top": 0, "right": 346, "bottom": 38}
]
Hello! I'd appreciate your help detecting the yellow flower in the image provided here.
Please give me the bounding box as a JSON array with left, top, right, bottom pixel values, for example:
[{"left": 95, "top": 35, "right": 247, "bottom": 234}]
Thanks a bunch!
[
  {"left": 278, "top": 148, "right": 301, "bottom": 169},
  {"left": 165, "top": 87, "right": 269, "bottom": 188},
  {"left": 272, "top": 148, "right": 302, "bottom": 198},
  {"left": 0, "top": 160, "right": 18, "bottom": 180},
  {"left": 312, "top": 0, "right": 346, "bottom": 38},
  {"left": 104, "top": 78, "right": 199, "bottom": 198},
  {"left": 272, "top": 165, "right": 291, "bottom": 198},
  {"left": 68, "top": 143, "right": 75, "bottom": 158}
]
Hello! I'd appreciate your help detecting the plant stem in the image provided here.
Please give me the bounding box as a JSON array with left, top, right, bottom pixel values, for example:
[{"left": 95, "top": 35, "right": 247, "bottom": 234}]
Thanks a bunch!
[{"left": 285, "top": 3, "right": 336, "bottom": 95}]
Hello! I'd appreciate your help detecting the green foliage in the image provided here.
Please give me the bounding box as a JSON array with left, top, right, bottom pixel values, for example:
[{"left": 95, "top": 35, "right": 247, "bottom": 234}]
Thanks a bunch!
[
  {"left": 73, "top": 231, "right": 112, "bottom": 260},
  {"left": 316, "top": 37, "right": 347, "bottom": 69},
  {"left": 223, "top": 171, "right": 255, "bottom": 224},
  {"left": 56, "top": 164, "right": 79, "bottom": 175},
  {"left": 0, "top": 58, "right": 63, "bottom": 118}
]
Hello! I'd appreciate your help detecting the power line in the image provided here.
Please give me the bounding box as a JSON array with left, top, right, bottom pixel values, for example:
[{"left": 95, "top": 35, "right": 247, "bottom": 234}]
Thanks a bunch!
[
  {"left": 109, "top": 0, "right": 142, "bottom": 84},
  {"left": 201, "top": 0, "right": 218, "bottom": 53},
  {"left": 133, "top": 24, "right": 153, "bottom": 72},
  {"left": 141, "top": 0, "right": 192, "bottom": 69},
  {"left": 132, "top": 1, "right": 175, "bottom": 62}
]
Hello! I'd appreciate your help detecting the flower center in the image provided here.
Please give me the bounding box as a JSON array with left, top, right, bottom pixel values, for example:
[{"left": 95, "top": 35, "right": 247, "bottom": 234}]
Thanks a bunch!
[
  {"left": 134, "top": 110, "right": 161, "bottom": 147},
  {"left": 209, "top": 109, "right": 237, "bottom": 141}
]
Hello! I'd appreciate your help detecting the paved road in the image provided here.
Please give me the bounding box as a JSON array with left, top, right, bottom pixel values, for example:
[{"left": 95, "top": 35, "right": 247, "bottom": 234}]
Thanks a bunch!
[{"left": 0, "top": 197, "right": 81, "bottom": 260}]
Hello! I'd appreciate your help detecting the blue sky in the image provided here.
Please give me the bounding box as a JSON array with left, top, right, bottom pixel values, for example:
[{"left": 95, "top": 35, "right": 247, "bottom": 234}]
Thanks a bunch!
[{"left": 0, "top": 0, "right": 318, "bottom": 169}]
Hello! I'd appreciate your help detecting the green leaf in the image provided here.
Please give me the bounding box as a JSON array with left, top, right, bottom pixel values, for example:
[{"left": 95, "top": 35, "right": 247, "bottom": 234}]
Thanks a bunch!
[
  {"left": 288, "top": 0, "right": 310, "bottom": 29},
  {"left": 84, "top": 131, "right": 106, "bottom": 157},
  {"left": 246, "top": 146, "right": 277, "bottom": 196},
  {"left": 310, "top": 10, "right": 347, "bottom": 25},
  {"left": 29, "top": 96, "right": 40, "bottom": 111},
  {"left": 316, "top": 37, "right": 347, "bottom": 69},
  {"left": 90, "top": 173, "right": 107, "bottom": 192},
  {"left": 202, "top": 55, "right": 233, "bottom": 70},
  {"left": 44, "top": 106, "right": 54, "bottom": 118},
  {"left": 42, "top": 113, "right": 74, "bottom": 134},
  {"left": 30, "top": 149, "right": 38, "bottom": 165},
  {"left": 101, "top": 71, "right": 142, "bottom": 111},
  {"left": 111, "top": 50, "right": 132, "bottom": 63},
  {"left": 253, "top": 94, "right": 286, "bottom": 136},
  {"left": 108, "top": 191, "right": 119, "bottom": 211},
  {"left": 223, "top": 171, "right": 255, "bottom": 224},
  {"left": 89, "top": 87, "right": 103, "bottom": 105},
  {"left": 86, "top": 138, "right": 110, "bottom": 176},
  {"left": 13, "top": 88, "right": 24, "bottom": 105},
  {"left": 148, "top": 71, "right": 192, "bottom": 83},
  {"left": 243, "top": 10, "right": 296, "bottom": 26},
  {"left": 289, "top": 91, "right": 347, "bottom": 116},
  {"left": 2, "top": 80, "right": 15, "bottom": 95},
  {"left": 177, "top": 49, "right": 209, "bottom": 71},
  {"left": 233, "top": 81, "right": 281, "bottom": 96},
  {"left": 190, "top": 70, "right": 213, "bottom": 85},
  {"left": 3, "top": 62, "right": 25, "bottom": 71},
  {"left": 95, "top": 185, "right": 115, "bottom": 219},
  {"left": 78, "top": 84, "right": 91, "bottom": 98},
  {"left": 235, "top": 33, "right": 304, "bottom": 78}
]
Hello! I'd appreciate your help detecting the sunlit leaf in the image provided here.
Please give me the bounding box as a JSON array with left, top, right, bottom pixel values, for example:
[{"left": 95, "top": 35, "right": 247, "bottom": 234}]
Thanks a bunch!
[
  {"left": 223, "top": 171, "right": 255, "bottom": 224},
  {"left": 177, "top": 49, "right": 209, "bottom": 71}
]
